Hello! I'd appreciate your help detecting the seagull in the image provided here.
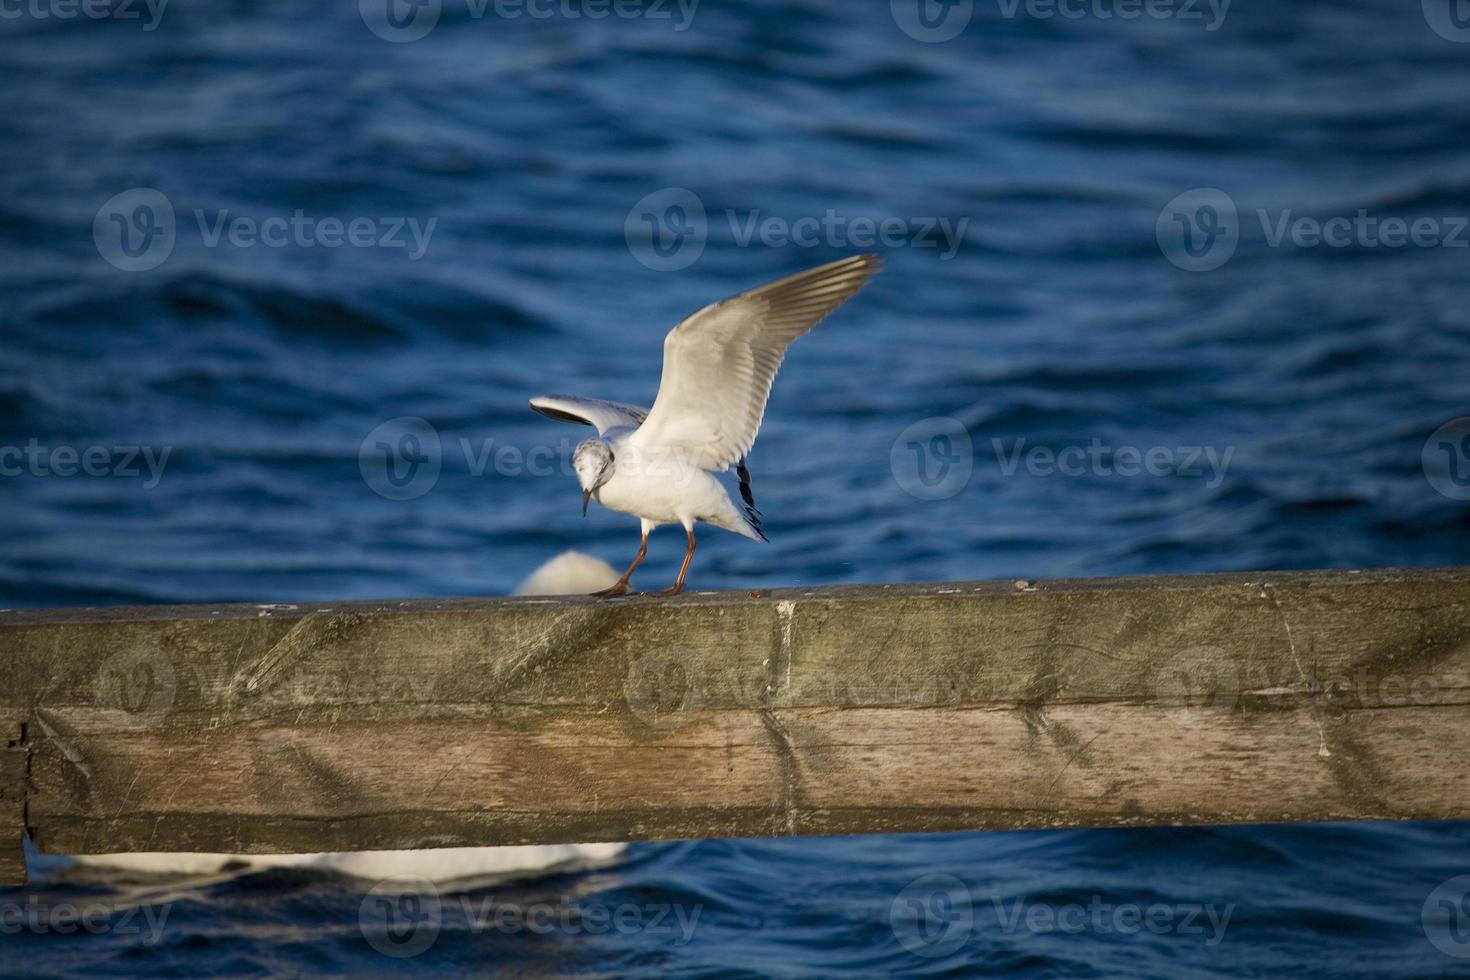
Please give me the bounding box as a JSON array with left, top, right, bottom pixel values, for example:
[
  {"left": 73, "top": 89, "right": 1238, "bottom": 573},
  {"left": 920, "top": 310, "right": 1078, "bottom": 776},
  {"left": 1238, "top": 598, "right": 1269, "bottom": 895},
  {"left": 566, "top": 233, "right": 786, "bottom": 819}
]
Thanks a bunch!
[{"left": 530, "top": 253, "right": 881, "bottom": 597}]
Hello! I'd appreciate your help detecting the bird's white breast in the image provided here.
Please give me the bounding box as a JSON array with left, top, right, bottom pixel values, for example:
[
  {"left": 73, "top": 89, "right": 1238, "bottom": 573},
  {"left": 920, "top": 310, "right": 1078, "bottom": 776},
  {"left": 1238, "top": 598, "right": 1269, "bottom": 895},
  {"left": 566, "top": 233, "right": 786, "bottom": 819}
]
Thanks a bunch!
[{"left": 594, "top": 441, "right": 737, "bottom": 530}]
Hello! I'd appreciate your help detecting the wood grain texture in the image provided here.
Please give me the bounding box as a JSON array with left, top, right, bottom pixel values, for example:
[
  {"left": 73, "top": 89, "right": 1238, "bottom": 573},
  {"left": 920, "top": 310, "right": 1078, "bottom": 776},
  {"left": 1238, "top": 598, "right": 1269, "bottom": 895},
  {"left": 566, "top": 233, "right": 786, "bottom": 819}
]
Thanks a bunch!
[
  {"left": 2, "top": 567, "right": 1470, "bottom": 878},
  {"left": 1, "top": 719, "right": 26, "bottom": 886}
]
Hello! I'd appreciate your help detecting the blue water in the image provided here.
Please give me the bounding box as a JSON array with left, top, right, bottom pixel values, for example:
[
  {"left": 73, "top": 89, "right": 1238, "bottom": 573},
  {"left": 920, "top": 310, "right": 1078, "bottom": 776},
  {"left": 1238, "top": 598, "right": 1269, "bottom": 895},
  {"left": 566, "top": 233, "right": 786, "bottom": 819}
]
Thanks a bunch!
[{"left": 4, "top": 0, "right": 1470, "bottom": 974}]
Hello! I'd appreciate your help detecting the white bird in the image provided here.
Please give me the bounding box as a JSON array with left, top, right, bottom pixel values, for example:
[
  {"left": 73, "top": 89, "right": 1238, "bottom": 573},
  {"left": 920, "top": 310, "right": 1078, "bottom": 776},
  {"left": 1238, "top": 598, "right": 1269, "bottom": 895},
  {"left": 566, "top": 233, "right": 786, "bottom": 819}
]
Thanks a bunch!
[{"left": 531, "top": 253, "right": 881, "bottom": 596}]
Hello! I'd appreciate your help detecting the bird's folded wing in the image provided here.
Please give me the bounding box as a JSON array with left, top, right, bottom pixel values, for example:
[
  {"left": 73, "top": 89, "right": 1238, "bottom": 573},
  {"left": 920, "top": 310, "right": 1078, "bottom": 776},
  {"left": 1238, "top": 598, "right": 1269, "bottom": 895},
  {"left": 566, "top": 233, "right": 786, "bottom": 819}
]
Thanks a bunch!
[
  {"left": 628, "top": 253, "right": 881, "bottom": 471},
  {"left": 528, "top": 395, "right": 649, "bottom": 436}
]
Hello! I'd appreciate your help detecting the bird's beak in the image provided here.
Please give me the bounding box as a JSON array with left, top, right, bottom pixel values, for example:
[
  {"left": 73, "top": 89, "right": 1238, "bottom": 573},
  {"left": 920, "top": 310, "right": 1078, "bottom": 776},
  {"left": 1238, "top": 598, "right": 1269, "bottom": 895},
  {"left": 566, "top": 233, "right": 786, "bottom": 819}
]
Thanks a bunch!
[{"left": 582, "top": 489, "right": 591, "bottom": 517}]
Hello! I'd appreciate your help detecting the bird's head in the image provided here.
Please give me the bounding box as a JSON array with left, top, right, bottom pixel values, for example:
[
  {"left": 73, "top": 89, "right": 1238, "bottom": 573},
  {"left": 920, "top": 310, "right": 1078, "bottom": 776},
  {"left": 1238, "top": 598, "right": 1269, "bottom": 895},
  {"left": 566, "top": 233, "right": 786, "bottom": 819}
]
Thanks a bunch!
[{"left": 572, "top": 438, "right": 615, "bottom": 515}]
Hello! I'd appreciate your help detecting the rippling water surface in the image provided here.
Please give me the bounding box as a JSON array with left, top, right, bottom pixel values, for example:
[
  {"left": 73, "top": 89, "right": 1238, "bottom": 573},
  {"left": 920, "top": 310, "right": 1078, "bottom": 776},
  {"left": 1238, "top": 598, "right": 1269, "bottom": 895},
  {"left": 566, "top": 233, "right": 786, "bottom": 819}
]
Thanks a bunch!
[{"left": 4, "top": 0, "right": 1470, "bottom": 975}]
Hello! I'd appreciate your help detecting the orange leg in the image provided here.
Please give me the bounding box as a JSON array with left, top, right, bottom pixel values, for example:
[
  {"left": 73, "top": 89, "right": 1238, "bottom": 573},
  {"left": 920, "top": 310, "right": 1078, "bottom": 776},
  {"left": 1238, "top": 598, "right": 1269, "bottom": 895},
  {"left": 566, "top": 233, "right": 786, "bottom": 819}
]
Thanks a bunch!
[
  {"left": 660, "top": 526, "right": 696, "bottom": 596},
  {"left": 592, "top": 532, "right": 648, "bottom": 598}
]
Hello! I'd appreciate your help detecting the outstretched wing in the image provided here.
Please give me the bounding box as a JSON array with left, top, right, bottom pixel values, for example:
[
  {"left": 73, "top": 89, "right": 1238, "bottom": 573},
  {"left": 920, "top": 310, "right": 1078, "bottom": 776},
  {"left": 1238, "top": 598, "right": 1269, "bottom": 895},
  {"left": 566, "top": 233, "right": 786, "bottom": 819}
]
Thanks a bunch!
[
  {"left": 529, "top": 395, "right": 649, "bottom": 437},
  {"left": 628, "top": 253, "right": 881, "bottom": 471}
]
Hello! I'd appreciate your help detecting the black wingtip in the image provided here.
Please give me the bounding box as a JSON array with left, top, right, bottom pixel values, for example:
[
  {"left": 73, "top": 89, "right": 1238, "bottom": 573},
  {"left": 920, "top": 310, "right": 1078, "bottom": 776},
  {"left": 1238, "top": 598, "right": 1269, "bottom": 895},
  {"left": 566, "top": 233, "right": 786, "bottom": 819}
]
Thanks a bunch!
[
  {"left": 736, "top": 458, "right": 757, "bottom": 509},
  {"left": 736, "top": 456, "right": 766, "bottom": 540}
]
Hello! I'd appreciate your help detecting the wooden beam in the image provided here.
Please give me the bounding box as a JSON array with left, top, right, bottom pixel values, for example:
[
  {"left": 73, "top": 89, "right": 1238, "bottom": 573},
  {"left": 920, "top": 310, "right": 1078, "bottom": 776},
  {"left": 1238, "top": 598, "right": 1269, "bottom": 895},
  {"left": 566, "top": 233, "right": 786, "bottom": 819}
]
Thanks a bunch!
[
  {"left": 2, "top": 567, "right": 1469, "bottom": 882},
  {"left": 1, "top": 718, "right": 26, "bottom": 886}
]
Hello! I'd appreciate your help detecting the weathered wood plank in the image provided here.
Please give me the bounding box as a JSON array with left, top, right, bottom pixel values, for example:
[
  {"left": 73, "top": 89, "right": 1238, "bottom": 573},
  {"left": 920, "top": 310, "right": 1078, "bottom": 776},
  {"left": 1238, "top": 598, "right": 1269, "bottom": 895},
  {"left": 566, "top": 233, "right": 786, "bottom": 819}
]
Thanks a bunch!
[
  {"left": 1, "top": 718, "right": 26, "bottom": 886},
  {"left": 2, "top": 567, "right": 1470, "bottom": 874}
]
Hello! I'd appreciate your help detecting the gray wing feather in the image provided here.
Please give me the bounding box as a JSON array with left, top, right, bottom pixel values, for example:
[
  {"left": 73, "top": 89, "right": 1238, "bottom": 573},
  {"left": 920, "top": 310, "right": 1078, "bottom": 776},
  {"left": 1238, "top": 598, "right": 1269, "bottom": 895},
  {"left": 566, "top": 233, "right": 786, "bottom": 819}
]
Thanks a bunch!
[
  {"left": 629, "top": 254, "right": 881, "bottom": 470},
  {"left": 529, "top": 395, "right": 649, "bottom": 436}
]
